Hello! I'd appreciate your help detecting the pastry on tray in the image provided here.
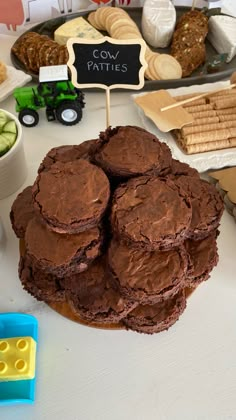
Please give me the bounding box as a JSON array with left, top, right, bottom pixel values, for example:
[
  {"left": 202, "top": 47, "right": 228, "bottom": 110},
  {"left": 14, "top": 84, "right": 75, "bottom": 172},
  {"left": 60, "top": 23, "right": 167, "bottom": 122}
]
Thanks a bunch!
[{"left": 10, "top": 125, "right": 224, "bottom": 335}]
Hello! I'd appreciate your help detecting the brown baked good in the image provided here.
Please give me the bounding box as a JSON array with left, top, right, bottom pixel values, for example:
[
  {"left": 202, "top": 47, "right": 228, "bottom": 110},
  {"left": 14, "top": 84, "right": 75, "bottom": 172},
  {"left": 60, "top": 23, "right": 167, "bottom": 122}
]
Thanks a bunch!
[
  {"left": 176, "top": 10, "right": 208, "bottom": 34},
  {"left": 66, "top": 256, "right": 136, "bottom": 324},
  {"left": 123, "top": 290, "right": 186, "bottom": 334},
  {"left": 10, "top": 186, "right": 35, "bottom": 239},
  {"left": 25, "top": 217, "right": 103, "bottom": 277},
  {"left": 111, "top": 175, "right": 192, "bottom": 250},
  {"left": 174, "top": 176, "right": 224, "bottom": 239},
  {"left": 172, "top": 43, "right": 206, "bottom": 78},
  {"left": 32, "top": 159, "right": 110, "bottom": 234},
  {"left": 38, "top": 140, "right": 99, "bottom": 173},
  {"left": 94, "top": 126, "right": 172, "bottom": 178},
  {"left": 171, "top": 10, "right": 208, "bottom": 77},
  {"left": 108, "top": 240, "right": 188, "bottom": 304},
  {"left": 185, "top": 230, "right": 219, "bottom": 287},
  {"left": 170, "top": 159, "right": 200, "bottom": 178},
  {"left": 11, "top": 31, "right": 68, "bottom": 74},
  {"left": 19, "top": 254, "right": 65, "bottom": 303}
]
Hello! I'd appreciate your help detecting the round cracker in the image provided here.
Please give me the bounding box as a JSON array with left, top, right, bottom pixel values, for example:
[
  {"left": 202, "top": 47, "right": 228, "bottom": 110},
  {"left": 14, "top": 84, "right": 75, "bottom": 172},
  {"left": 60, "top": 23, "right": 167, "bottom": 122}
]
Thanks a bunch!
[
  {"left": 112, "top": 24, "right": 141, "bottom": 38},
  {"left": 105, "top": 11, "right": 130, "bottom": 33},
  {"left": 115, "top": 32, "right": 142, "bottom": 40},
  {"left": 94, "top": 7, "right": 111, "bottom": 30},
  {"left": 110, "top": 18, "right": 135, "bottom": 36},
  {"left": 88, "top": 11, "right": 101, "bottom": 30},
  {"left": 147, "top": 53, "right": 161, "bottom": 80},
  {"left": 153, "top": 54, "right": 182, "bottom": 80},
  {"left": 145, "top": 65, "right": 155, "bottom": 81}
]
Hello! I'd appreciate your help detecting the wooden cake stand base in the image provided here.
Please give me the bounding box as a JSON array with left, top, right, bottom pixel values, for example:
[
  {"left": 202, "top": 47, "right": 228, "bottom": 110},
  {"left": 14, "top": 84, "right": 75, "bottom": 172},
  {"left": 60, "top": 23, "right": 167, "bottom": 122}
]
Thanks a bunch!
[{"left": 48, "top": 300, "right": 124, "bottom": 330}]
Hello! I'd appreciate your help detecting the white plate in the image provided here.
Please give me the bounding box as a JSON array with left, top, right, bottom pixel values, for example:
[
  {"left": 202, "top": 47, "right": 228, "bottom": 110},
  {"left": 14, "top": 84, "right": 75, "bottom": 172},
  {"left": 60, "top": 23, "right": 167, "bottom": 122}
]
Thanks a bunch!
[
  {"left": 133, "top": 81, "right": 236, "bottom": 173},
  {"left": 0, "top": 65, "right": 32, "bottom": 102}
]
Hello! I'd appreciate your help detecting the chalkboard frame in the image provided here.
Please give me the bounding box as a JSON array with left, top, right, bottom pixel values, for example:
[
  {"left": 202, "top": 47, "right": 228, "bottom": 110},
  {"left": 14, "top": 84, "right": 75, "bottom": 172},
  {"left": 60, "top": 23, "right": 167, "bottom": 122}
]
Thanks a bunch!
[{"left": 67, "top": 36, "right": 147, "bottom": 90}]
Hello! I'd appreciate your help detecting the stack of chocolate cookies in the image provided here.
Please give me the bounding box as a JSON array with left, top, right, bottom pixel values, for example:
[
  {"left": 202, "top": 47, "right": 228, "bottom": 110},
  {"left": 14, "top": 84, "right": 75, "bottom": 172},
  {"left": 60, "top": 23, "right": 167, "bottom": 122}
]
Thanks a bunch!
[{"left": 10, "top": 126, "right": 224, "bottom": 334}]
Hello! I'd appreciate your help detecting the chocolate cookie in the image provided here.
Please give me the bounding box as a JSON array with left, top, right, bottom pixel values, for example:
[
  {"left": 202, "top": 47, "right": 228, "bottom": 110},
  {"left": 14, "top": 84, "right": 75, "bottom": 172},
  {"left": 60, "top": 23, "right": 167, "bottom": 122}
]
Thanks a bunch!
[
  {"left": 25, "top": 217, "right": 103, "bottom": 277},
  {"left": 10, "top": 186, "right": 35, "bottom": 239},
  {"left": 19, "top": 254, "right": 65, "bottom": 303},
  {"left": 38, "top": 140, "right": 99, "bottom": 173},
  {"left": 123, "top": 290, "right": 186, "bottom": 334},
  {"left": 66, "top": 257, "right": 136, "bottom": 324},
  {"left": 111, "top": 175, "right": 192, "bottom": 250},
  {"left": 94, "top": 126, "right": 172, "bottom": 178},
  {"left": 170, "top": 159, "right": 199, "bottom": 178},
  {"left": 108, "top": 240, "right": 188, "bottom": 304},
  {"left": 174, "top": 176, "right": 224, "bottom": 240},
  {"left": 32, "top": 159, "right": 110, "bottom": 233},
  {"left": 185, "top": 230, "right": 219, "bottom": 287}
]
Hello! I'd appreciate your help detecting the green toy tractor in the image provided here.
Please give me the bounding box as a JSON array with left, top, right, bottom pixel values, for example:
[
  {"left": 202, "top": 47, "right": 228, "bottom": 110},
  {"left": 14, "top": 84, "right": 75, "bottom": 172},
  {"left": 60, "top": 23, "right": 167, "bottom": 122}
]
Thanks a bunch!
[{"left": 13, "top": 65, "right": 85, "bottom": 127}]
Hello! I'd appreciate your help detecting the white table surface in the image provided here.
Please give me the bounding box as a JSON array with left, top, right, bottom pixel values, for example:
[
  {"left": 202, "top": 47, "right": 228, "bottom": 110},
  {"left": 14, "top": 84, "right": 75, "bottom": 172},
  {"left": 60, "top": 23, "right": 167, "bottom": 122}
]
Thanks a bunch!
[{"left": 1, "top": 33, "right": 236, "bottom": 420}]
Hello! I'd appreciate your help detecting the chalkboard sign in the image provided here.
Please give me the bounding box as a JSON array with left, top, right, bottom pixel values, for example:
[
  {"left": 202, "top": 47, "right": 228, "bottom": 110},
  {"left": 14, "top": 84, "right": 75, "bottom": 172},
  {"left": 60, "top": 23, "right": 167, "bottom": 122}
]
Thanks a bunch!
[{"left": 67, "top": 36, "right": 147, "bottom": 90}]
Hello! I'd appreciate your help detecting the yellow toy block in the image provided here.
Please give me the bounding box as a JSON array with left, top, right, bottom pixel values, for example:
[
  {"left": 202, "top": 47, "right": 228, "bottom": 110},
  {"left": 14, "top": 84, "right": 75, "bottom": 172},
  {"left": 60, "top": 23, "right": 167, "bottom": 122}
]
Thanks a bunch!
[{"left": 0, "top": 337, "right": 36, "bottom": 381}]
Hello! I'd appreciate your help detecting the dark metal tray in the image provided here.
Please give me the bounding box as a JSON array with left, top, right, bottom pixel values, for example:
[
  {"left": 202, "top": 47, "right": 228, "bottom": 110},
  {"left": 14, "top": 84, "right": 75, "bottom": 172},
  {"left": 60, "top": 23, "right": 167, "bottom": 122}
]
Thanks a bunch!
[{"left": 11, "top": 6, "right": 236, "bottom": 90}]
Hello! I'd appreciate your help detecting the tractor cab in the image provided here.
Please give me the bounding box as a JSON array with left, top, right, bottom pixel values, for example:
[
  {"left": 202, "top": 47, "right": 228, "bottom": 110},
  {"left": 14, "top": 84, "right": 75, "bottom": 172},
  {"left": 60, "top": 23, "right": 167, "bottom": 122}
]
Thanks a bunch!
[{"left": 14, "top": 65, "right": 85, "bottom": 127}]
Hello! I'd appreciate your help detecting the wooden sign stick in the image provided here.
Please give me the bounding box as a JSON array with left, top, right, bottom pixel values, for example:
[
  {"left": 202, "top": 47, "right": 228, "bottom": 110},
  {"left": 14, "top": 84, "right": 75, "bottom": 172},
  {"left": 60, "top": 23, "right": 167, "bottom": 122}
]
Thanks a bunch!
[
  {"left": 191, "top": 0, "right": 197, "bottom": 10},
  {"left": 106, "top": 88, "right": 111, "bottom": 128}
]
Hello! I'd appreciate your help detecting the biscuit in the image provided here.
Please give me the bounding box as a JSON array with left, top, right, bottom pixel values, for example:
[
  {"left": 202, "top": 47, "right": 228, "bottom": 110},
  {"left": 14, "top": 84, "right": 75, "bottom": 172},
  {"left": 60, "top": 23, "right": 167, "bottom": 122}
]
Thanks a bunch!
[
  {"left": 32, "top": 159, "right": 110, "bottom": 234},
  {"left": 185, "top": 230, "right": 219, "bottom": 287},
  {"left": 94, "top": 126, "right": 172, "bottom": 179},
  {"left": 66, "top": 256, "right": 136, "bottom": 324},
  {"left": 108, "top": 240, "right": 188, "bottom": 304},
  {"left": 19, "top": 254, "right": 65, "bottom": 303},
  {"left": 25, "top": 217, "right": 103, "bottom": 278},
  {"left": 10, "top": 186, "right": 35, "bottom": 239},
  {"left": 38, "top": 140, "right": 98, "bottom": 173},
  {"left": 123, "top": 290, "right": 186, "bottom": 334},
  {"left": 111, "top": 175, "right": 192, "bottom": 251},
  {"left": 174, "top": 175, "right": 224, "bottom": 240}
]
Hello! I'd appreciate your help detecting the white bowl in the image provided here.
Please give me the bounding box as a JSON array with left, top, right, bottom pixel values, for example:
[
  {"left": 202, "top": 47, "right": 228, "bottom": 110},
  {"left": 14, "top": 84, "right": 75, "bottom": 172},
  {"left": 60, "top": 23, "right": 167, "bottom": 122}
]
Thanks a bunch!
[{"left": 0, "top": 109, "right": 27, "bottom": 200}]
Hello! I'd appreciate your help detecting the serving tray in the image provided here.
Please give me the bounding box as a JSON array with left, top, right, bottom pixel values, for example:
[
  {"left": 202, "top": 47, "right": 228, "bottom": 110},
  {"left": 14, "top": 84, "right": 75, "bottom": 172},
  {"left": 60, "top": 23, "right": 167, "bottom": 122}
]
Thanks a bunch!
[
  {"left": 134, "top": 81, "right": 236, "bottom": 172},
  {"left": 11, "top": 6, "right": 236, "bottom": 90}
]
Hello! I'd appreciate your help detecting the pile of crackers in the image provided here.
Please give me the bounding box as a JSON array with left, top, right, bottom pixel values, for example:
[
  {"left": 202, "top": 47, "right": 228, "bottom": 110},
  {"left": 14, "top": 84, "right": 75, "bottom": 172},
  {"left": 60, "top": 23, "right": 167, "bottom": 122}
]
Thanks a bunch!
[
  {"left": 11, "top": 32, "right": 68, "bottom": 74},
  {"left": 88, "top": 6, "right": 182, "bottom": 81},
  {"left": 173, "top": 89, "right": 236, "bottom": 154}
]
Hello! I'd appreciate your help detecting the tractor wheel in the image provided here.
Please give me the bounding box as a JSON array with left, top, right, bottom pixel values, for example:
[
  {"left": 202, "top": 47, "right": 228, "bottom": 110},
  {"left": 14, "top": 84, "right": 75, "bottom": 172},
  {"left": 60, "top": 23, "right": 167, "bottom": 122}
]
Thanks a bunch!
[
  {"left": 19, "top": 109, "right": 39, "bottom": 127},
  {"left": 55, "top": 101, "right": 82, "bottom": 126}
]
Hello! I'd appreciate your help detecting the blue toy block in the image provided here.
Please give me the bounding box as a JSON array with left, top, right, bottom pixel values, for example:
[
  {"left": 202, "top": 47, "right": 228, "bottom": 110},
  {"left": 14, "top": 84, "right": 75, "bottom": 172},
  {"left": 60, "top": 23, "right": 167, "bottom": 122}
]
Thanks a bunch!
[{"left": 0, "top": 313, "right": 38, "bottom": 406}]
